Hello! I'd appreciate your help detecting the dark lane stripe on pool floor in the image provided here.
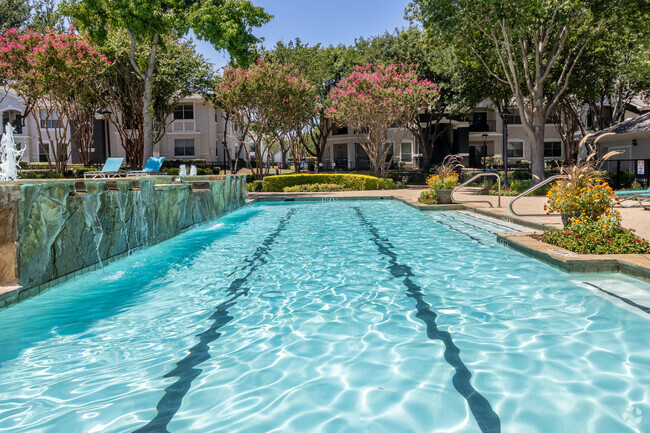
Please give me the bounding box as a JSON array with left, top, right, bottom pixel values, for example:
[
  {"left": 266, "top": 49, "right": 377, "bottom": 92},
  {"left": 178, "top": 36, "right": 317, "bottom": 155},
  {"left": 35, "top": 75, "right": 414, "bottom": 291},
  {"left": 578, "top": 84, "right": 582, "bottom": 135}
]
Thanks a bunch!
[
  {"left": 353, "top": 207, "right": 501, "bottom": 433},
  {"left": 133, "top": 209, "right": 296, "bottom": 433},
  {"left": 583, "top": 282, "right": 650, "bottom": 315}
]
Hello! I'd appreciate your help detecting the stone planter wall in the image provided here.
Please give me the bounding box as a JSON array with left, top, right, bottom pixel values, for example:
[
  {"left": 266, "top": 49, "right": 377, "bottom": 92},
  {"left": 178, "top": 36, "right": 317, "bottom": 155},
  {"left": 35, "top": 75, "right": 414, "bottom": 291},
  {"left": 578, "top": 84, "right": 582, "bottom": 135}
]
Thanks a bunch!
[{"left": 0, "top": 175, "right": 246, "bottom": 298}]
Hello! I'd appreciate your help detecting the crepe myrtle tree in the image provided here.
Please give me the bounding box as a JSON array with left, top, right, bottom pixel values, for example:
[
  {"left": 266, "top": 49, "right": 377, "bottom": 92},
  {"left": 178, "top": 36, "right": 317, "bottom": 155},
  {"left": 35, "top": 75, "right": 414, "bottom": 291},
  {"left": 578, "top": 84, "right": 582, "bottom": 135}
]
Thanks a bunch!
[
  {"left": 215, "top": 60, "right": 315, "bottom": 180},
  {"left": 0, "top": 28, "right": 110, "bottom": 173},
  {"left": 326, "top": 63, "right": 439, "bottom": 177}
]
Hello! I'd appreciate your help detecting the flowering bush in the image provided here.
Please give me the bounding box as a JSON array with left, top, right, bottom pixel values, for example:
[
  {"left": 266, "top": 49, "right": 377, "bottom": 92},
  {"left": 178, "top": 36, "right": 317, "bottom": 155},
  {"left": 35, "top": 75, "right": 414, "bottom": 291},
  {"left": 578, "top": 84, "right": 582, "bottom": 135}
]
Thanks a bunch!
[
  {"left": 545, "top": 178, "right": 619, "bottom": 219},
  {"left": 418, "top": 188, "right": 437, "bottom": 204},
  {"left": 426, "top": 172, "right": 459, "bottom": 190},
  {"left": 543, "top": 212, "right": 650, "bottom": 254}
]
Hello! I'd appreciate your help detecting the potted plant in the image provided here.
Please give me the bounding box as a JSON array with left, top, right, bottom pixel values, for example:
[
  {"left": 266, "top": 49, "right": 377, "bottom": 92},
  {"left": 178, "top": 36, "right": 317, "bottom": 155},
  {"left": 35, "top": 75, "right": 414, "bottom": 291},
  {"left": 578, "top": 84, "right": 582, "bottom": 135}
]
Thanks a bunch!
[
  {"left": 426, "top": 155, "right": 463, "bottom": 204},
  {"left": 545, "top": 154, "right": 620, "bottom": 226}
]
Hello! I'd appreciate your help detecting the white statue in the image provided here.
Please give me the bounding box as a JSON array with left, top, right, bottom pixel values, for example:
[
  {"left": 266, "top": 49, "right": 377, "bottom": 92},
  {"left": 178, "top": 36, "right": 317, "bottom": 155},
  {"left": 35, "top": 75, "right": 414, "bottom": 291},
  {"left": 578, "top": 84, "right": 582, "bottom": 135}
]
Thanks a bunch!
[
  {"left": 179, "top": 164, "right": 187, "bottom": 176},
  {"left": 190, "top": 165, "right": 197, "bottom": 176},
  {"left": 0, "top": 123, "right": 26, "bottom": 181}
]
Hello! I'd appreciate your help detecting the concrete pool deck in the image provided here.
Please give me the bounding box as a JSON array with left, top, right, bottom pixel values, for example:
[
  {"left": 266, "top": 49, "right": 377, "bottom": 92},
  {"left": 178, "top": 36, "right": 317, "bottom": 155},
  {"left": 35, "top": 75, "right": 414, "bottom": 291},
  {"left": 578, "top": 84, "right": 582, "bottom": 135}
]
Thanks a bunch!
[{"left": 249, "top": 186, "right": 650, "bottom": 282}]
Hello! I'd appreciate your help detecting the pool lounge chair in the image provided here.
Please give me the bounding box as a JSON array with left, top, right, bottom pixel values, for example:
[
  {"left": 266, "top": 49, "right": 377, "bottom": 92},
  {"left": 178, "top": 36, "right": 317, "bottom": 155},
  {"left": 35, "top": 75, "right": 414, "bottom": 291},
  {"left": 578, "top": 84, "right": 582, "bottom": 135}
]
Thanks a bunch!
[
  {"left": 84, "top": 157, "right": 124, "bottom": 179},
  {"left": 127, "top": 157, "right": 165, "bottom": 177},
  {"left": 615, "top": 187, "right": 650, "bottom": 210}
]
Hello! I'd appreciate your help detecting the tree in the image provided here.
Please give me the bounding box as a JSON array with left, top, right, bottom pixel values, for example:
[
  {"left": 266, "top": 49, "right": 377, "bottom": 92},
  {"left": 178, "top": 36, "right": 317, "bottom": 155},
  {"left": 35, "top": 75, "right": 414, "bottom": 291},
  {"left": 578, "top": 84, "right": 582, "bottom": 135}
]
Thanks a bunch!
[
  {"left": 99, "top": 31, "right": 215, "bottom": 167},
  {"left": 567, "top": 20, "right": 650, "bottom": 132},
  {"left": 0, "top": 0, "right": 30, "bottom": 32},
  {"left": 409, "top": 0, "right": 640, "bottom": 184},
  {"left": 65, "top": 0, "right": 270, "bottom": 168},
  {"left": 327, "top": 64, "right": 439, "bottom": 177},
  {"left": 357, "top": 28, "right": 502, "bottom": 172},
  {"left": 215, "top": 60, "right": 315, "bottom": 180},
  {"left": 264, "top": 40, "right": 361, "bottom": 172},
  {"left": 0, "top": 29, "right": 110, "bottom": 173},
  {"left": 0, "top": 0, "right": 64, "bottom": 33}
]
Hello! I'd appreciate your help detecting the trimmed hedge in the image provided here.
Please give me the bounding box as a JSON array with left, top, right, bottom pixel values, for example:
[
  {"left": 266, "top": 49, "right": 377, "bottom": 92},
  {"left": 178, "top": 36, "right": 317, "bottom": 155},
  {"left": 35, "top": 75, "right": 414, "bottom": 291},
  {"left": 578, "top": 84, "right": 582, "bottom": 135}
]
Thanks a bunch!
[{"left": 262, "top": 174, "right": 394, "bottom": 192}]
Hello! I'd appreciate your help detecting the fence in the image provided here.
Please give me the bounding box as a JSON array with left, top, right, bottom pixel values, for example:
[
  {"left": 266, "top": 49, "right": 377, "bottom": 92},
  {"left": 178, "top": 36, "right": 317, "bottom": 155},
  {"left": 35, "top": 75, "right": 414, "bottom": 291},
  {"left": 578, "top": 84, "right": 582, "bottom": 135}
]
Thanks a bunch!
[{"left": 601, "top": 159, "right": 650, "bottom": 189}]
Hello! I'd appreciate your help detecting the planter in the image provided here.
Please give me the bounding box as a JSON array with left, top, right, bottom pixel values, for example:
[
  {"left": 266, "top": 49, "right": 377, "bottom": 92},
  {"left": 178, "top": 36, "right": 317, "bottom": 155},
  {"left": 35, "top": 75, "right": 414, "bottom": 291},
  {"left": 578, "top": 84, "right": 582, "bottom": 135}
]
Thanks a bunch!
[{"left": 435, "top": 188, "right": 453, "bottom": 204}]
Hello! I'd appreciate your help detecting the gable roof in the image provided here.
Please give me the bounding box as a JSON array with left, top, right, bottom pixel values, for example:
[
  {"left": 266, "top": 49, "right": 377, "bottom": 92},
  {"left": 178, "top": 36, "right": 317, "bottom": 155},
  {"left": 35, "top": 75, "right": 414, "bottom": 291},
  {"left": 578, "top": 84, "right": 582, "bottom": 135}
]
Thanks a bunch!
[{"left": 592, "top": 112, "right": 650, "bottom": 137}]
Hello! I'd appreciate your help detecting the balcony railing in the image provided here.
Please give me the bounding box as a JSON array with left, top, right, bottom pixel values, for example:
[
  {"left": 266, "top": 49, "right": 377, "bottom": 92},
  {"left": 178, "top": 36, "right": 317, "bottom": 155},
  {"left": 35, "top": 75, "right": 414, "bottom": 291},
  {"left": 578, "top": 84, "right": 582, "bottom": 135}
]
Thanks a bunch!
[{"left": 468, "top": 120, "right": 496, "bottom": 132}]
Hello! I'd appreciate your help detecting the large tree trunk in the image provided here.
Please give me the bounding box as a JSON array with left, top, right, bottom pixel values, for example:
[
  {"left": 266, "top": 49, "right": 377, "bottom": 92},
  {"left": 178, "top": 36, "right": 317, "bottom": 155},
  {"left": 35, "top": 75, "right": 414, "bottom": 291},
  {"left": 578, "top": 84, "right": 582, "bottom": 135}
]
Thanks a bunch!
[
  {"left": 128, "top": 31, "right": 159, "bottom": 168},
  {"left": 530, "top": 107, "right": 546, "bottom": 184}
]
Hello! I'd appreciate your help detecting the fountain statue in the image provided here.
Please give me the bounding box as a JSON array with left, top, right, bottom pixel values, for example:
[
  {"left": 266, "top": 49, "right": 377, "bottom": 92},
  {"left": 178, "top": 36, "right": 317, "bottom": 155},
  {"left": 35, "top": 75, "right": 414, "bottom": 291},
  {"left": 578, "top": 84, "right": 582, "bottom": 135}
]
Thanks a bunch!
[{"left": 0, "top": 123, "right": 26, "bottom": 181}]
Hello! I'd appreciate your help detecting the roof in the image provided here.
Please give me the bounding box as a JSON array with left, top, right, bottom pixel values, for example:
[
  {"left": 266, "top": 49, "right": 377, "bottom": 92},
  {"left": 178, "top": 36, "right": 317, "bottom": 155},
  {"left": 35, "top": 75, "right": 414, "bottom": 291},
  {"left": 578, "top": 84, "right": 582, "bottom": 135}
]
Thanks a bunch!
[{"left": 592, "top": 112, "right": 650, "bottom": 137}]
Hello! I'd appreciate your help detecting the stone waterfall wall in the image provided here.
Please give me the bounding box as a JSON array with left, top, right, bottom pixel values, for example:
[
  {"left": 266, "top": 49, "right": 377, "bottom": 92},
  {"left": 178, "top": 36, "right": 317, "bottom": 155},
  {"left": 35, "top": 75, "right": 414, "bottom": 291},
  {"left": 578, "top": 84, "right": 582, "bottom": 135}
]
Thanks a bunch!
[{"left": 0, "top": 175, "right": 246, "bottom": 298}]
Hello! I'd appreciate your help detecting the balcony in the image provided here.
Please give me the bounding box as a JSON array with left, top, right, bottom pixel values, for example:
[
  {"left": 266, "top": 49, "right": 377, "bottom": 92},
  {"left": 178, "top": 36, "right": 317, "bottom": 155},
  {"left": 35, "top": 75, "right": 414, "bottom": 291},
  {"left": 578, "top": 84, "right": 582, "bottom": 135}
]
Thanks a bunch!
[{"left": 468, "top": 120, "right": 496, "bottom": 132}]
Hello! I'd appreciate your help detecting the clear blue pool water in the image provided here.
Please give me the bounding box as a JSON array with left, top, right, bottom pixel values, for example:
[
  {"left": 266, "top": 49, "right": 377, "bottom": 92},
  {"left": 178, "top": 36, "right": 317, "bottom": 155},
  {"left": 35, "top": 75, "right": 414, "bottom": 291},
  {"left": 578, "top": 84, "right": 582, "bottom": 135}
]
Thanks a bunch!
[{"left": 0, "top": 200, "right": 649, "bottom": 433}]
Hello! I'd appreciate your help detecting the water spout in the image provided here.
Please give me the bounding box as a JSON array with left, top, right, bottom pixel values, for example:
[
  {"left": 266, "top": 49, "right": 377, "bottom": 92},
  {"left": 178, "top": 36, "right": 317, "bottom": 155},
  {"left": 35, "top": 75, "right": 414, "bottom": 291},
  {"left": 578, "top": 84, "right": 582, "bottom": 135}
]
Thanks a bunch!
[{"left": 0, "top": 124, "right": 25, "bottom": 181}]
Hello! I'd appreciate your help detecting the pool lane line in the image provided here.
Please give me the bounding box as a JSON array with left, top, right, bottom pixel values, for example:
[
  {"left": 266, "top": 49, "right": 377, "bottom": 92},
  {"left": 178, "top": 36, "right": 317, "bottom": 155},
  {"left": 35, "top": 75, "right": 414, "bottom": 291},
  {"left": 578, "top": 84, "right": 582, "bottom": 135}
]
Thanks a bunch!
[
  {"left": 133, "top": 208, "right": 296, "bottom": 433},
  {"left": 583, "top": 282, "right": 650, "bottom": 315},
  {"left": 353, "top": 207, "right": 501, "bottom": 433}
]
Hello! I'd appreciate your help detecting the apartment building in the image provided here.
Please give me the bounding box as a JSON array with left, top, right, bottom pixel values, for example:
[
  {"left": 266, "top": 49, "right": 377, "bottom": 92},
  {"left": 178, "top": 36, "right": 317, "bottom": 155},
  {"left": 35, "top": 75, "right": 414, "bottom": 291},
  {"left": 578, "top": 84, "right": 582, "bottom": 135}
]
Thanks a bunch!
[{"left": 0, "top": 91, "right": 240, "bottom": 166}]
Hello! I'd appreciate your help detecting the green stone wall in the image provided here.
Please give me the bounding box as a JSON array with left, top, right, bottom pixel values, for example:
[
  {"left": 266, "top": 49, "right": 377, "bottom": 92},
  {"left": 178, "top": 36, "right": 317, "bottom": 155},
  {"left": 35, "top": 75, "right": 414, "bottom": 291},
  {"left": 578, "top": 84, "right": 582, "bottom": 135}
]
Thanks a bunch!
[{"left": 0, "top": 175, "right": 247, "bottom": 290}]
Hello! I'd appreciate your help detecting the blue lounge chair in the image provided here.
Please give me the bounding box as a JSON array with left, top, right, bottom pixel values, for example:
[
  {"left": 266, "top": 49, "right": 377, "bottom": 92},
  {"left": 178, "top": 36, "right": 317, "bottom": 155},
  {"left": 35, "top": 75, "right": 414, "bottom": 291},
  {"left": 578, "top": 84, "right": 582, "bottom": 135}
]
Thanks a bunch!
[
  {"left": 615, "top": 187, "right": 650, "bottom": 210},
  {"left": 84, "top": 157, "right": 124, "bottom": 179},
  {"left": 127, "top": 157, "right": 165, "bottom": 176}
]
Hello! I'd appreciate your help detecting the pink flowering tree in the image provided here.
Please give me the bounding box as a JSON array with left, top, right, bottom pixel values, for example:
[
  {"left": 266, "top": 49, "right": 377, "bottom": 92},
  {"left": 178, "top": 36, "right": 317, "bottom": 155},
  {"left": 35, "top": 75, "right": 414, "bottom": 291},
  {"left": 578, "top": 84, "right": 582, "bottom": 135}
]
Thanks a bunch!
[
  {"left": 0, "top": 28, "right": 111, "bottom": 173},
  {"left": 215, "top": 60, "right": 315, "bottom": 179},
  {"left": 326, "top": 64, "right": 439, "bottom": 177}
]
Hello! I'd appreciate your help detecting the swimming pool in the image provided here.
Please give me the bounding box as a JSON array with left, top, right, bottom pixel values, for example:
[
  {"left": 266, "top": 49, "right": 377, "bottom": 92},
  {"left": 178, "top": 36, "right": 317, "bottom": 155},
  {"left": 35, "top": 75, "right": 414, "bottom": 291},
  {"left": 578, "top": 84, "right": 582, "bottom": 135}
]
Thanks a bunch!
[{"left": 0, "top": 200, "right": 648, "bottom": 432}]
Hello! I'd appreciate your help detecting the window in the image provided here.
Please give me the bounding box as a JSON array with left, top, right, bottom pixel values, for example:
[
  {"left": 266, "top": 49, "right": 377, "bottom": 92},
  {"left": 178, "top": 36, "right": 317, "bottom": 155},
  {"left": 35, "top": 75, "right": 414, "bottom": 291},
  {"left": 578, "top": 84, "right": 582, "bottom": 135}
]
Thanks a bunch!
[
  {"left": 174, "top": 103, "right": 194, "bottom": 120},
  {"left": 40, "top": 110, "right": 61, "bottom": 129},
  {"left": 332, "top": 125, "right": 348, "bottom": 135},
  {"left": 544, "top": 141, "right": 562, "bottom": 158},
  {"left": 174, "top": 139, "right": 195, "bottom": 157},
  {"left": 401, "top": 142, "right": 412, "bottom": 163},
  {"left": 12, "top": 114, "right": 22, "bottom": 134},
  {"left": 39, "top": 142, "right": 49, "bottom": 162},
  {"left": 173, "top": 103, "right": 195, "bottom": 131},
  {"left": 507, "top": 141, "right": 523, "bottom": 158}
]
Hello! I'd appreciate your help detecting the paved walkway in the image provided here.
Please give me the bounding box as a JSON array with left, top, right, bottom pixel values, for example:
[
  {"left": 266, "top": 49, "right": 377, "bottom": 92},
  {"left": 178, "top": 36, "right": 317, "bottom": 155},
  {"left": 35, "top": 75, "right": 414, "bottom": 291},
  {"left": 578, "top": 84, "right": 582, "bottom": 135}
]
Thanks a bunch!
[{"left": 250, "top": 186, "right": 650, "bottom": 241}]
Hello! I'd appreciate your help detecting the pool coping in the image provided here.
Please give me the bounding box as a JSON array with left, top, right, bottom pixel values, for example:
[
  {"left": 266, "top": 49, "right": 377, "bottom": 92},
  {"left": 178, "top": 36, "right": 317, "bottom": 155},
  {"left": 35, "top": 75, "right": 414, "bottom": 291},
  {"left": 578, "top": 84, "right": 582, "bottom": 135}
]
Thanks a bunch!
[{"left": 249, "top": 195, "right": 650, "bottom": 282}]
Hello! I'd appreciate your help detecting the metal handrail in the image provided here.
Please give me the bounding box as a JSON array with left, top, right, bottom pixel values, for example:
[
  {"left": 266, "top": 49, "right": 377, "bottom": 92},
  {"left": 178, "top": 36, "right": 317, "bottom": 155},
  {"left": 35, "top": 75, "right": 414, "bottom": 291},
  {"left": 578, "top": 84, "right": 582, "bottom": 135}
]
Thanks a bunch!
[
  {"left": 451, "top": 172, "right": 501, "bottom": 208},
  {"left": 509, "top": 174, "right": 566, "bottom": 216}
]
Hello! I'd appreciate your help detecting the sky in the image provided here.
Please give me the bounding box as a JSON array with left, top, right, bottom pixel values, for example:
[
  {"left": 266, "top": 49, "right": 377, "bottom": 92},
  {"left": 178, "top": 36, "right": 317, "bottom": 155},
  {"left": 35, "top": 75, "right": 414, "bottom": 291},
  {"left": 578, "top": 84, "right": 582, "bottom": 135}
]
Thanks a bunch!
[{"left": 196, "top": 0, "right": 412, "bottom": 68}]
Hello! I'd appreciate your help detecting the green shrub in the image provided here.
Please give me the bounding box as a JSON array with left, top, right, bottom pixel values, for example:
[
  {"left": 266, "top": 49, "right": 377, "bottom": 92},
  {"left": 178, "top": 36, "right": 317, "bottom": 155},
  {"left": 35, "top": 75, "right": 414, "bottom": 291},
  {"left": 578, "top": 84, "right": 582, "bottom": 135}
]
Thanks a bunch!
[
  {"left": 20, "top": 170, "right": 64, "bottom": 179},
  {"left": 262, "top": 174, "right": 394, "bottom": 192},
  {"left": 252, "top": 180, "right": 263, "bottom": 192},
  {"left": 164, "top": 168, "right": 180, "bottom": 175},
  {"left": 73, "top": 167, "right": 97, "bottom": 178},
  {"left": 283, "top": 183, "right": 344, "bottom": 192}
]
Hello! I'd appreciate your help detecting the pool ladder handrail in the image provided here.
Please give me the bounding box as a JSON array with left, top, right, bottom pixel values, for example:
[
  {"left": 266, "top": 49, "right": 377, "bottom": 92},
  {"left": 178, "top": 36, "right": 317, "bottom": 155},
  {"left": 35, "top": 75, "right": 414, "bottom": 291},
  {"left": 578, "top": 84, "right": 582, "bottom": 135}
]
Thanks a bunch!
[
  {"left": 509, "top": 174, "right": 566, "bottom": 216},
  {"left": 451, "top": 172, "right": 501, "bottom": 208}
]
